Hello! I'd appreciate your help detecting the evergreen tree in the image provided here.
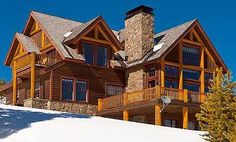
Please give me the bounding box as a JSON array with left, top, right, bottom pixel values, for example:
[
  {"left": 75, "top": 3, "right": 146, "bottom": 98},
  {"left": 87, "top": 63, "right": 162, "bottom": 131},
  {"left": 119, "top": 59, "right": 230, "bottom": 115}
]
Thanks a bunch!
[{"left": 196, "top": 68, "right": 236, "bottom": 142}]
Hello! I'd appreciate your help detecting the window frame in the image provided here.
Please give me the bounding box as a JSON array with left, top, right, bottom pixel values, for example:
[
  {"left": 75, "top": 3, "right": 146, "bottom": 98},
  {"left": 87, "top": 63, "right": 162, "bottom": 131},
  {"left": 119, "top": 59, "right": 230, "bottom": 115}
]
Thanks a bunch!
[
  {"left": 76, "top": 80, "right": 88, "bottom": 102},
  {"left": 105, "top": 83, "right": 124, "bottom": 97},
  {"left": 183, "top": 69, "right": 200, "bottom": 81},
  {"left": 182, "top": 44, "right": 200, "bottom": 66},
  {"left": 60, "top": 76, "right": 89, "bottom": 102},
  {"left": 145, "top": 64, "right": 158, "bottom": 88},
  {"left": 81, "top": 41, "right": 110, "bottom": 68}
]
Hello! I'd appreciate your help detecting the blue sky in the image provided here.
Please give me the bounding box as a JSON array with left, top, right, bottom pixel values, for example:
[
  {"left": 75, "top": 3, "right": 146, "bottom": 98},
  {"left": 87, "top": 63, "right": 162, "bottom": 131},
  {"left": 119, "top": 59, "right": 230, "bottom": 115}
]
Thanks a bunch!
[{"left": 0, "top": 0, "right": 235, "bottom": 82}]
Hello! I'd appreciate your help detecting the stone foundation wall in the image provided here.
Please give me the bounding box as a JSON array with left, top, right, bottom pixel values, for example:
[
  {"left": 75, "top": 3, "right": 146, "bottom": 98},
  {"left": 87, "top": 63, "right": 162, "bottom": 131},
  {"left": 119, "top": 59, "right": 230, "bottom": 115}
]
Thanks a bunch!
[
  {"left": 48, "top": 101, "right": 97, "bottom": 115},
  {"left": 23, "top": 98, "right": 97, "bottom": 115},
  {"left": 24, "top": 98, "right": 49, "bottom": 109}
]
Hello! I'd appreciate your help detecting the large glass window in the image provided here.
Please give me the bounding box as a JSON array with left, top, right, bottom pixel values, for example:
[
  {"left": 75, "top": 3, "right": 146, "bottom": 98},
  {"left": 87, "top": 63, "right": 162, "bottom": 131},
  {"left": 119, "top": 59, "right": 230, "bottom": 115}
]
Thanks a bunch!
[
  {"left": 164, "top": 119, "right": 176, "bottom": 128},
  {"left": 62, "top": 79, "right": 73, "bottom": 100},
  {"left": 205, "top": 72, "right": 213, "bottom": 82},
  {"left": 76, "top": 80, "right": 87, "bottom": 101},
  {"left": 148, "top": 67, "right": 156, "bottom": 77},
  {"left": 165, "top": 80, "right": 178, "bottom": 89},
  {"left": 106, "top": 84, "right": 124, "bottom": 97},
  {"left": 97, "top": 47, "right": 107, "bottom": 67},
  {"left": 83, "top": 43, "right": 108, "bottom": 67},
  {"left": 165, "top": 65, "right": 178, "bottom": 77},
  {"left": 84, "top": 43, "right": 94, "bottom": 65},
  {"left": 148, "top": 80, "right": 156, "bottom": 88},
  {"left": 183, "top": 69, "right": 200, "bottom": 80},
  {"left": 184, "top": 83, "right": 199, "bottom": 92},
  {"left": 183, "top": 46, "right": 200, "bottom": 66}
]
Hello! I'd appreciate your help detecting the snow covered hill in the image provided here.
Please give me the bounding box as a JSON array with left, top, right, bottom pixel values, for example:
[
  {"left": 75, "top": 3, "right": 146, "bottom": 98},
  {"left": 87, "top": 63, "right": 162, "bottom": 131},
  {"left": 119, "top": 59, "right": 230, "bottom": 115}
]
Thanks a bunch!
[{"left": 0, "top": 104, "right": 206, "bottom": 142}]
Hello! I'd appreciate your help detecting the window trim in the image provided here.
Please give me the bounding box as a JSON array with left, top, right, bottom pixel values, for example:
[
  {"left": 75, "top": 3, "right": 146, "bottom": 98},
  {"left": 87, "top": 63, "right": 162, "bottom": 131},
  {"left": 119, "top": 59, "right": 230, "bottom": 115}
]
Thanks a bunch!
[
  {"left": 105, "top": 82, "right": 124, "bottom": 98},
  {"left": 145, "top": 64, "right": 158, "bottom": 88},
  {"left": 81, "top": 40, "right": 110, "bottom": 68},
  {"left": 182, "top": 44, "right": 200, "bottom": 66},
  {"left": 60, "top": 76, "right": 89, "bottom": 103}
]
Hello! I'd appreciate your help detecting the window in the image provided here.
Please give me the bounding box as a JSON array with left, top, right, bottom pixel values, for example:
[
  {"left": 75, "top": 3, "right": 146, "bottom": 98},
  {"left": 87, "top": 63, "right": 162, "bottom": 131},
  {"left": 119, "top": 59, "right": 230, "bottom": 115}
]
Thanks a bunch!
[
  {"left": 148, "top": 80, "right": 156, "bottom": 88},
  {"left": 184, "top": 83, "right": 199, "bottom": 92},
  {"left": 183, "top": 69, "right": 200, "bottom": 80},
  {"left": 165, "top": 80, "right": 178, "bottom": 89},
  {"left": 146, "top": 65, "right": 158, "bottom": 88},
  {"left": 76, "top": 80, "right": 87, "bottom": 101},
  {"left": 205, "top": 72, "right": 213, "bottom": 82},
  {"left": 148, "top": 67, "right": 156, "bottom": 77},
  {"left": 106, "top": 84, "right": 124, "bottom": 97},
  {"left": 84, "top": 43, "right": 94, "bottom": 65},
  {"left": 97, "top": 47, "right": 107, "bottom": 67},
  {"left": 164, "top": 119, "right": 177, "bottom": 128},
  {"left": 35, "top": 81, "right": 40, "bottom": 98},
  {"left": 183, "top": 46, "right": 200, "bottom": 66},
  {"left": 188, "top": 122, "right": 195, "bottom": 130},
  {"left": 165, "top": 65, "right": 178, "bottom": 77},
  {"left": 62, "top": 79, "right": 73, "bottom": 100},
  {"left": 83, "top": 43, "right": 108, "bottom": 67}
]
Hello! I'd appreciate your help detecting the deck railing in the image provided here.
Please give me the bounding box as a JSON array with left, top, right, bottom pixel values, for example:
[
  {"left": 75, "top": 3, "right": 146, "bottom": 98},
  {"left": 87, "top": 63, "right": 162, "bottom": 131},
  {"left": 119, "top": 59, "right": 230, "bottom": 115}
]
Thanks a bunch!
[
  {"left": 15, "top": 53, "right": 34, "bottom": 70},
  {"left": 36, "top": 54, "right": 58, "bottom": 67},
  {"left": 15, "top": 53, "right": 58, "bottom": 70},
  {"left": 98, "top": 86, "right": 205, "bottom": 111}
]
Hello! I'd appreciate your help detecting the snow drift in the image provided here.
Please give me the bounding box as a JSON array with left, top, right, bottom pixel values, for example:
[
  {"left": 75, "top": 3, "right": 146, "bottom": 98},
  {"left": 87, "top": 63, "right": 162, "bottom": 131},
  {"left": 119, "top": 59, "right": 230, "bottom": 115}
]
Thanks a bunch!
[{"left": 0, "top": 104, "right": 206, "bottom": 142}]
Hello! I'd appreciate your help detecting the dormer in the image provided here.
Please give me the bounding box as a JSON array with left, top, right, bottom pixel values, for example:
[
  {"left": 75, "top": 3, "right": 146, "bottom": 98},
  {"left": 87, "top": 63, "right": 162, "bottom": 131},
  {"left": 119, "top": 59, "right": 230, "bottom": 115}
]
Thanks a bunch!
[{"left": 63, "top": 16, "right": 123, "bottom": 68}]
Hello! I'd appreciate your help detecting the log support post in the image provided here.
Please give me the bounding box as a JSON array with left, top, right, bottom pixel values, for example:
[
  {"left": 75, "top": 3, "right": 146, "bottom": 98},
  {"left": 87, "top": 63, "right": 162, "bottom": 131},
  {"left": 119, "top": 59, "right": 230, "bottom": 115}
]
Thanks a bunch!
[
  {"left": 30, "top": 52, "right": 36, "bottom": 98},
  {"left": 183, "top": 107, "right": 188, "bottom": 129},
  {"left": 155, "top": 105, "right": 161, "bottom": 125},
  {"left": 12, "top": 60, "right": 17, "bottom": 105},
  {"left": 123, "top": 110, "right": 129, "bottom": 121}
]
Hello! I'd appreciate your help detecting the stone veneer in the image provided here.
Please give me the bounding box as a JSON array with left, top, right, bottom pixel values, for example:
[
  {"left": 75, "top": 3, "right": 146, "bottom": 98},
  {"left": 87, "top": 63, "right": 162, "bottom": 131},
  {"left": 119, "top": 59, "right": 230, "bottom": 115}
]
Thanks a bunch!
[
  {"left": 125, "top": 12, "right": 154, "bottom": 61},
  {"left": 126, "top": 66, "right": 144, "bottom": 92},
  {"left": 24, "top": 98, "right": 97, "bottom": 115},
  {"left": 125, "top": 10, "right": 154, "bottom": 92}
]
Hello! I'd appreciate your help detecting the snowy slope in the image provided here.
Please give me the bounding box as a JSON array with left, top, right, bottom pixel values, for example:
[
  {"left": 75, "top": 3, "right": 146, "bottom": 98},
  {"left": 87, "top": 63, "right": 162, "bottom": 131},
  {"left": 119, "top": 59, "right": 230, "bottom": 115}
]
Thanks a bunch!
[{"left": 0, "top": 104, "right": 206, "bottom": 142}]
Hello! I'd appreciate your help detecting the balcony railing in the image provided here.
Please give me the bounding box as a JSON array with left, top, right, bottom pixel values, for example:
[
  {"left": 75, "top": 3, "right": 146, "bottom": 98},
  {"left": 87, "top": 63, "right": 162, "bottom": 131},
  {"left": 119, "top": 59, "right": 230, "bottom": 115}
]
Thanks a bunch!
[
  {"left": 98, "top": 86, "right": 205, "bottom": 111},
  {"left": 36, "top": 54, "right": 58, "bottom": 67},
  {"left": 15, "top": 53, "right": 58, "bottom": 70}
]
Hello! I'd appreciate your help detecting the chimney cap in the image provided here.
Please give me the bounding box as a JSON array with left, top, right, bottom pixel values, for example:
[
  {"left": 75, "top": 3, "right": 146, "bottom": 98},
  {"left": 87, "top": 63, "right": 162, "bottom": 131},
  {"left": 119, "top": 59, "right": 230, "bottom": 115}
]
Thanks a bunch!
[{"left": 125, "top": 5, "right": 154, "bottom": 19}]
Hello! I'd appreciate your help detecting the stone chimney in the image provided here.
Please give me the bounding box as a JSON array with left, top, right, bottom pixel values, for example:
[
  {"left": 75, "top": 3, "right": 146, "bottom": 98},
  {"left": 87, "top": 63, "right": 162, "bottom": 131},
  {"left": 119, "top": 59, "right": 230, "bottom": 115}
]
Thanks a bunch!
[
  {"left": 125, "top": 6, "right": 155, "bottom": 93},
  {"left": 125, "top": 5, "right": 154, "bottom": 62}
]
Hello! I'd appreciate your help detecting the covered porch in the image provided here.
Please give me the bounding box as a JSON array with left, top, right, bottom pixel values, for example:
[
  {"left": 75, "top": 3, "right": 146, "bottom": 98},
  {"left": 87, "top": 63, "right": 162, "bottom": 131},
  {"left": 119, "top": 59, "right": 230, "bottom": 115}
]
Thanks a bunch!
[{"left": 97, "top": 86, "right": 204, "bottom": 129}]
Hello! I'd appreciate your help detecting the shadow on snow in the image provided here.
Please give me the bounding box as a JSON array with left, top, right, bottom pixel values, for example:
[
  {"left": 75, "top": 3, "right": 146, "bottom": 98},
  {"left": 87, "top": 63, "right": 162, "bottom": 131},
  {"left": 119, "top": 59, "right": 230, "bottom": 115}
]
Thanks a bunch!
[{"left": 0, "top": 106, "right": 90, "bottom": 139}]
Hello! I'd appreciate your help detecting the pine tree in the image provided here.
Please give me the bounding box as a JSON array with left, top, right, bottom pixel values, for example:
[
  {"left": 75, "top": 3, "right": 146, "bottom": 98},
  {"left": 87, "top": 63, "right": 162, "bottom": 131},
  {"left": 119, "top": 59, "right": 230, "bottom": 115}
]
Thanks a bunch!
[
  {"left": 0, "top": 79, "right": 6, "bottom": 96},
  {"left": 196, "top": 68, "right": 236, "bottom": 142}
]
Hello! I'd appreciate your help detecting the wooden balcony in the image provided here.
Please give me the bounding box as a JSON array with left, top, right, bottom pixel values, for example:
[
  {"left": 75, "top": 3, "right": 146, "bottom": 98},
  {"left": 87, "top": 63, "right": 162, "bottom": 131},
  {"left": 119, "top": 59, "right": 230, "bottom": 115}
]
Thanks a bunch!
[
  {"left": 98, "top": 86, "right": 205, "bottom": 111},
  {"left": 15, "top": 53, "right": 58, "bottom": 71}
]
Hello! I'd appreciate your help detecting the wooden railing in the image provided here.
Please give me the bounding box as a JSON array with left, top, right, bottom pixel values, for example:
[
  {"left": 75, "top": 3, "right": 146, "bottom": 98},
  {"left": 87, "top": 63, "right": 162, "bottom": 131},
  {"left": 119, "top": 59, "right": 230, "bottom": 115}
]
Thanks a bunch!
[
  {"left": 124, "top": 87, "right": 158, "bottom": 105},
  {"left": 98, "top": 86, "right": 206, "bottom": 111},
  {"left": 36, "top": 54, "right": 58, "bottom": 67},
  {"left": 15, "top": 53, "right": 58, "bottom": 71},
  {"left": 15, "top": 53, "right": 35, "bottom": 70},
  {"left": 100, "top": 94, "right": 124, "bottom": 110}
]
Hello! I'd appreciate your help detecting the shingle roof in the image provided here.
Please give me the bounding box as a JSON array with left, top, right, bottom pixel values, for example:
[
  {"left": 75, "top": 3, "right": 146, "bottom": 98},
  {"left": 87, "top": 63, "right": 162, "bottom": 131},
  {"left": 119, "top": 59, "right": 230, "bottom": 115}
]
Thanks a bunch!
[
  {"left": 16, "top": 33, "right": 40, "bottom": 54},
  {"left": 27, "top": 12, "right": 197, "bottom": 67},
  {"left": 64, "top": 16, "right": 101, "bottom": 42},
  {"left": 31, "top": 11, "right": 85, "bottom": 60},
  {"left": 128, "top": 19, "right": 197, "bottom": 67}
]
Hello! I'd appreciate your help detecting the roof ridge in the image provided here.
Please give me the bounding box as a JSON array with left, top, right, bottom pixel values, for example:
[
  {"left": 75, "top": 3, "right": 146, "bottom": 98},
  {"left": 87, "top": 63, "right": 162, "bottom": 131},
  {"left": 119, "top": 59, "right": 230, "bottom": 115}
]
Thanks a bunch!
[
  {"left": 31, "top": 11, "right": 83, "bottom": 24},
  {"left": 155, "top": 19, "right": 197, "bottom": 37}
]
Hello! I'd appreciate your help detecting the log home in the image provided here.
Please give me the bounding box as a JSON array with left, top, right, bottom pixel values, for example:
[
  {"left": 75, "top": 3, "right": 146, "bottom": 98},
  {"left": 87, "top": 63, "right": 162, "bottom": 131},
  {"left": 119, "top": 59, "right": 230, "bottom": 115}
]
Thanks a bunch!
[{"left": 0, "top": 5, "right": 227, "bottom": 129}]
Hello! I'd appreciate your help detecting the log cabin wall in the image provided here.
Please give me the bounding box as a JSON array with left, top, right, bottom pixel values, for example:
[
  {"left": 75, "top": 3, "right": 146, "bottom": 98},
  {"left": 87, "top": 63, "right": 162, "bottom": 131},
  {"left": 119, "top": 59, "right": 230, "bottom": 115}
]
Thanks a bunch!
[{"left": 52, "top": 62, "right": 125, "bottom": 105}]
